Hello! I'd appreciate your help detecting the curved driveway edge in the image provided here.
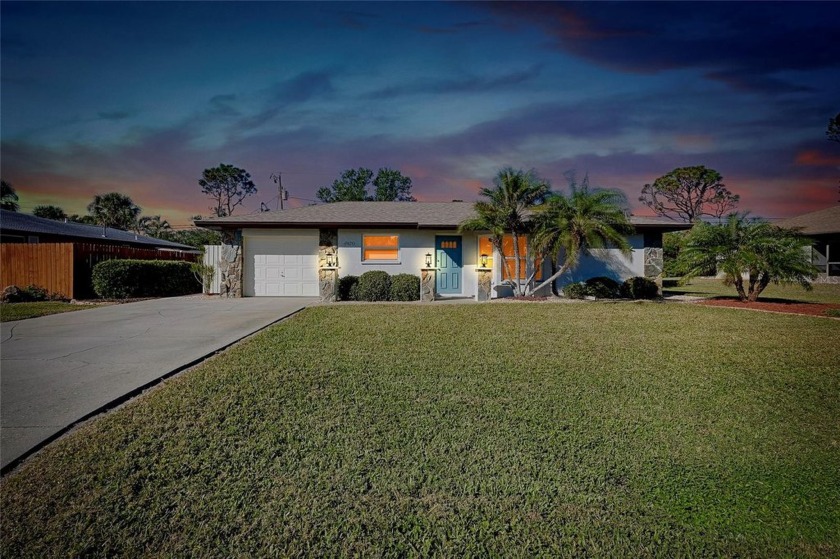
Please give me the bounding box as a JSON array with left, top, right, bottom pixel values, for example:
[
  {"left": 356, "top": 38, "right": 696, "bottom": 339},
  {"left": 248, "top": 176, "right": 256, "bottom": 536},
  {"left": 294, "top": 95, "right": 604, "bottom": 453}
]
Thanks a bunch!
[{"left": 1, "top": 295, "right": 315, "bottom": 472}]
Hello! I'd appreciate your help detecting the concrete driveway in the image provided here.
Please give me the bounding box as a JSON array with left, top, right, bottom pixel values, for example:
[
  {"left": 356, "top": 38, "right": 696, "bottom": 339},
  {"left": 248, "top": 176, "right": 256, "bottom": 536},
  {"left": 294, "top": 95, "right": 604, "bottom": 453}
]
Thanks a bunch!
[{"left": 1, "top": 295, "right": 315, "bottom": 471}]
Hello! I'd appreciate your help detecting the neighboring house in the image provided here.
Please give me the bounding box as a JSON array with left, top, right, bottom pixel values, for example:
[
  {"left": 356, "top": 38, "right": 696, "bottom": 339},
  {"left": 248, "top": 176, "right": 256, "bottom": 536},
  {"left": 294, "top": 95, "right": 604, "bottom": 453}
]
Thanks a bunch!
[
  {"left": 1, "top": 210, "right": 196, "bottom": 298},
  {"left": 195, "top": 202, "right": 689, "bottom": 301},
  {"left": 0, "top": 209, "right": 193, "bottom": 250},
  {"left": 778, "top": 205, "right": 840, "bottom": 283}
]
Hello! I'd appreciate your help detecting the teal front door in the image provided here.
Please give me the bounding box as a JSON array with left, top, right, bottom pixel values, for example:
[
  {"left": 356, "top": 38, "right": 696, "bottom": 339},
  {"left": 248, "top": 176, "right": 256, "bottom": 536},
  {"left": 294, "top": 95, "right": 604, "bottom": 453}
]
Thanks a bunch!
[{"left": 436, "top": 236, "right": 462, "bottom": 295}]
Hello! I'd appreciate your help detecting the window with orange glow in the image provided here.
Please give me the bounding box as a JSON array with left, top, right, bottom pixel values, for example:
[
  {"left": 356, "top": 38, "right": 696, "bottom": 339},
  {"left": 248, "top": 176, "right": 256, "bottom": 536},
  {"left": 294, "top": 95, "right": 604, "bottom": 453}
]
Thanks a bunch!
[
  {"left": 500, "top": 235, "right": 542, "bottom": 281},
  {"left": 363, "top": 234, "right": 399, "bottom": 261}
]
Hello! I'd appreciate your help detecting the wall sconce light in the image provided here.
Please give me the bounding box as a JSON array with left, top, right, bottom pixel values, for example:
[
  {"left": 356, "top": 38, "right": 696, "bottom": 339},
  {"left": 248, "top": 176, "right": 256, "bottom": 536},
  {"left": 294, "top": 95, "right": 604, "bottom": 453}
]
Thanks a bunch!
[
  {"left": 480, "top": 253, "right": 488, "bottom": 268},
  {"left": 326, "top": 252, "right": 335, "bottom": 267},
  {"left": 425, "top": 252, "right": 432, "bottom": 267}
]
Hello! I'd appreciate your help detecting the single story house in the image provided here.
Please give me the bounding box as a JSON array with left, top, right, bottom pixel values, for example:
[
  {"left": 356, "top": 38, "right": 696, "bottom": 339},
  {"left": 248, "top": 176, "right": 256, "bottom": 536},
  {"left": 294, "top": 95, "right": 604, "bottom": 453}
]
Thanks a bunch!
[
  {"left": 1, "top": 210, "right": 196, "bottom": 298},
  {"left": 778, "top": 205, "right": 840, "bottom": 283},
  {"left": 196, "top": 202, "right": 689, "bottom": 301},
  {"left": 0, "top": 209, "right": 194, "bottom": 251}
]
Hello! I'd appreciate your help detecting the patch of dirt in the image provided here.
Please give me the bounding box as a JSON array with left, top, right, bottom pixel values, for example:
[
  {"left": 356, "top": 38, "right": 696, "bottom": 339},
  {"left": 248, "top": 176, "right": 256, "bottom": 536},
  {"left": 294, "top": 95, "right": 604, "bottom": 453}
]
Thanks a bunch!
[{"left": 697, "top": 298, "right": 840, "bottom": 317}]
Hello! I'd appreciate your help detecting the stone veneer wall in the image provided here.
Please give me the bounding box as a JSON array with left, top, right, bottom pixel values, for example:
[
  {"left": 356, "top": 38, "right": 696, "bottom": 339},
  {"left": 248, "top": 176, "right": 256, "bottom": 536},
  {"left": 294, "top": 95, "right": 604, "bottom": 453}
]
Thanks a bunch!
[
  {"left": 420, "top": 269, "right": 436, "bottom": 302},
  {"left": 318, "top": 229, "right": 338, "bottom": 268},
  {"left": 643, "top": 247, "right": 664, "bottom": 292},
  {"left": 219, "top": 229, "right": 243, "bottom": 298},
  {"left": 476, "top": 270, "right": 492, "bottom": 301}
]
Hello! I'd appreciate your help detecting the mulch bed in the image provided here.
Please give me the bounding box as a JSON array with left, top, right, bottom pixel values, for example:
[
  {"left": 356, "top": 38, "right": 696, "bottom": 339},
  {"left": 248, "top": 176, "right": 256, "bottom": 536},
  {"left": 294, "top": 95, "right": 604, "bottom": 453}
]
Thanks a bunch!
[{"left": 697, "top": 298, "right": 840, "bottom": 317}]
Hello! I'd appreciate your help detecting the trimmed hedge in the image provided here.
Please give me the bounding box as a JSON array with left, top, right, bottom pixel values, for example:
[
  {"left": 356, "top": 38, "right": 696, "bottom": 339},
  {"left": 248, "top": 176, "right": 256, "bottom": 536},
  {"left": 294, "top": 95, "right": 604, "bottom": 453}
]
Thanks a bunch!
[
  {"left": 356, "top": 271, "right": 391, "bottom": 302},
  {"left": 390, "top": 274, "right": 421, "bottom": 301},
  {"left": 621, "top": 276, "right": 660, "bottom": 300},
  {"left": 92, "top": 260, "right": 199, "bottom": 299},
  {"left": 337, "top": 275, "right": 360, "bottom": 301},
  {"left": 563, "top": 282, "right": 590, "bottom": 299},
  {"left": 584, "top": 276, "right": 621, "bottom": 299},
  {"left": 1, "top": 284, "right": 68, "bottom": 303}
]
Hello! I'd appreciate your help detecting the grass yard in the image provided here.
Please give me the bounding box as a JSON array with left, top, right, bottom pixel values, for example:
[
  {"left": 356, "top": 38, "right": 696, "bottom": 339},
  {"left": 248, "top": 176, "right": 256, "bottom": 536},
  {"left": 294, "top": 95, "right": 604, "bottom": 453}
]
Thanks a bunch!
[
  {"left": 0, "top": 301, "right": 98, "bottom": 321},
  {"left": 664, "top": 277, "right": 840, "bottom": 304},
  {"left": 2, "top": 303, "right": 839, "bottom": 557}
]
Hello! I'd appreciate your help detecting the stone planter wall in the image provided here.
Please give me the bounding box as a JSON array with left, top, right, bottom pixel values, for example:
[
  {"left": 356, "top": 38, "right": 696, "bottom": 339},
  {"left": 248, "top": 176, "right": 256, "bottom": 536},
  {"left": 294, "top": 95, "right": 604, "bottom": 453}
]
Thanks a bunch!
[{"left": 219, "top": 229, "right": 243, "bottom": 298}]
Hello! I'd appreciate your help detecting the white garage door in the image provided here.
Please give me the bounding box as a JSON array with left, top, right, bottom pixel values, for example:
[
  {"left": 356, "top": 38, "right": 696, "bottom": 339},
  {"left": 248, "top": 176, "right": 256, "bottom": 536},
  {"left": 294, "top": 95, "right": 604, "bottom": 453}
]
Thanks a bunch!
[{"left": 243, "top": 232, "right": 318, "bottom": 297}]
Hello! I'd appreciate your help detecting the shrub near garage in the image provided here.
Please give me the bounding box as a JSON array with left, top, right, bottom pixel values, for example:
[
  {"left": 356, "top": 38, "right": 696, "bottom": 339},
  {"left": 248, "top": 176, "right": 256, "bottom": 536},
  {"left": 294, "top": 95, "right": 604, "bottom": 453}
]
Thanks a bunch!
[
  {"left": 622, "top": 276, "right": 660, "bottom": 300},
  {"left": 584, "top": 276, "right": 621, "bottom": 298},
  {"left": 92, "top": 260, "right": 199, "bottom": 299},
  {"left": 337, "top": 275, "right": 360, "bottom": 301},
  {"left": 356, "top": 270, "right": 391, "bottom": 302},
  {"left": 390, "top": 274, "right": 420, "bottom": 301}
]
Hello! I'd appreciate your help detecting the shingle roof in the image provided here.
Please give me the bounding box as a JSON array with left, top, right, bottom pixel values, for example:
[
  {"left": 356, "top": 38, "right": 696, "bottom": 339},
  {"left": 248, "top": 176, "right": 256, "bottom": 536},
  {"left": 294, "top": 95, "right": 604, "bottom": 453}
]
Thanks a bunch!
[
  {"left": 0, "top": 210, "right": 195, "bottom": 250},
  {"left": 777, "top": 206, "right": 840, "bottom": 235},
  {"left": 194, "top": 201, "right": 690, "bottom": 230}
]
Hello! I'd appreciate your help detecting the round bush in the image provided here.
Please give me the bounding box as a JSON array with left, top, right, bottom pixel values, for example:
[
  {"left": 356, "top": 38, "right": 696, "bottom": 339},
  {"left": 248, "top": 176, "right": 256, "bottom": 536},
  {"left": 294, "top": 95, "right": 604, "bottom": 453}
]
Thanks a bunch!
[
  {"left": 356, "top": 270, "right": 392, "bottom": 302},
  {"left": 621, "top": 276, "right": 660, "bottom": 299},
  {"left": 584, "top": 276, "right": 621, "bottom": 299},
  {"left": 337, "top": 275, "right": 359, "bottom": 301},
  {"left": 563, "top": 282, "right": 590, "bottom": 299},
  {"left": 390, "top": 274, "right": 420, "bottom": 301}
]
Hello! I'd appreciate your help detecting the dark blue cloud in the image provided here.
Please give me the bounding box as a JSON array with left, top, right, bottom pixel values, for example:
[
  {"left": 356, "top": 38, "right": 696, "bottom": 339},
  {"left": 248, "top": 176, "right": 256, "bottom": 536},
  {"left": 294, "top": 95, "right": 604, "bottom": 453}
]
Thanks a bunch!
[
  {"left": 365, "top": 65, "right": 543, "bottom": 99},
  {"left": 488, "top": 2, "right": 840, "bottom": 93},
  {"left": 270, "top": 71, "right": 336, "bottom": 104}
]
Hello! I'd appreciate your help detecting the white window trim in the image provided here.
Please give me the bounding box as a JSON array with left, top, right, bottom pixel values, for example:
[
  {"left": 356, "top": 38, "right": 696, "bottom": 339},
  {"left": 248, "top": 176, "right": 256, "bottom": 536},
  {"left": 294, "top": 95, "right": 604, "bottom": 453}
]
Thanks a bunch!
[{"left": 362, "top": 233, "right": 401, "bottom": 265}]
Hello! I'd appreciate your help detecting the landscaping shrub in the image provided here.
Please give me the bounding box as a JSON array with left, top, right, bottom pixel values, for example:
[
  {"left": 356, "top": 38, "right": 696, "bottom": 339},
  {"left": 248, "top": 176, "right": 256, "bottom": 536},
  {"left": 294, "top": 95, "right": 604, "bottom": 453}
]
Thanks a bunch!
[
  {"left": 563, "top": 282, "right": 590, "bottom": 299},
  {"left": 92, "top": 260, "right": 199, "bottom": 299},
  {"left": 621, "top": 276, "right": 660, "bottom": 299},
  {"left": 825, "top": 309, "right": 840, "bottom": 318},
  {"left": 584, "top": 276, "right": 621, "bottom": 299},
  {"left": 390, "top": 274, "right": 420, "bottom": 301},
  {"left": 337, "top": 275, "right": 359, "bottom": 301},
  {"left": 2, "top": 284, "right": 68, "bottom": 303},
  {"left": 356, "top": 270, "right": 391, "bottom": 302}
]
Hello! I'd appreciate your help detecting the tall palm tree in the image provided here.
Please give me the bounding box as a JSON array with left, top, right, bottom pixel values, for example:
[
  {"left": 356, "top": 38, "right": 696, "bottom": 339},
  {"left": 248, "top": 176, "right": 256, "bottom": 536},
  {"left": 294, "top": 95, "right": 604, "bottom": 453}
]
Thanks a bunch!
[
  {"left": 678, "top": 213, "right": 816, "bottom": 301},
  {"left": 531, "top": 181, "right": 633, "bottom": 294},
  {"left": 87, "top": 192, "right": 141, "bottom": 230},
  {"left": 1, "top": 180, "right": 20, "bottom": 212},
  {"left": 464, "top": 168, "right": 551, "bottom": 295},
  {"left": 135, "top": 215, "right": 171, "bottom": 238}
]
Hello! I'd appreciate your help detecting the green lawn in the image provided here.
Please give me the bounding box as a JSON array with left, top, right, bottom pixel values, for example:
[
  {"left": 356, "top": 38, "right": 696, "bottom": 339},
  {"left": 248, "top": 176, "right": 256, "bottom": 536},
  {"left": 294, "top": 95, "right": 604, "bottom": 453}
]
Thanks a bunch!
[
  {"left": 2, "top": 304, "right": 839, "bottom": 557},
  {"left": 664, "top": 277, "right": 840, "bottom": 304},
  {"left": 0, "top": 301, "right": 99, "bottom": 321}
]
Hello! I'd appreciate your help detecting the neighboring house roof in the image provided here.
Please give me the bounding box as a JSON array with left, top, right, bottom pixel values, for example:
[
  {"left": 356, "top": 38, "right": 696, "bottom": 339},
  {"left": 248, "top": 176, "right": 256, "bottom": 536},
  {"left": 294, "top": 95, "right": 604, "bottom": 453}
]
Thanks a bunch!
[
  {"left": 194, "top": 201, "right": 691, "bottom": 230},
  {"left": 0, "top": 210, "right": 195, "bottom": 250},
  {"left": 776, "top": 206, "right": 840, "bottom": 236}
]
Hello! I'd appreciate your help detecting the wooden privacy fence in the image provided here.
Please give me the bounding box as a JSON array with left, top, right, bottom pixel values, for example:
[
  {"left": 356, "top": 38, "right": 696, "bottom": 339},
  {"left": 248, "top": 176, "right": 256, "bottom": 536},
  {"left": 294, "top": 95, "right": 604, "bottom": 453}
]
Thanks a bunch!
[{"left": 1, "top": 243, "right": 197, "bottom": 299}]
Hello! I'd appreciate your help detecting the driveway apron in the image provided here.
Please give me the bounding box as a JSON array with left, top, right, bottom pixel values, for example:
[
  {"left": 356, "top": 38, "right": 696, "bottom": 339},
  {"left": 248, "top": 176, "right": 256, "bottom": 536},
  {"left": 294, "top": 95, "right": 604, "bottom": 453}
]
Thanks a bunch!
[{"left": 1, "top": 295, "right": 315, "bottom": 470}]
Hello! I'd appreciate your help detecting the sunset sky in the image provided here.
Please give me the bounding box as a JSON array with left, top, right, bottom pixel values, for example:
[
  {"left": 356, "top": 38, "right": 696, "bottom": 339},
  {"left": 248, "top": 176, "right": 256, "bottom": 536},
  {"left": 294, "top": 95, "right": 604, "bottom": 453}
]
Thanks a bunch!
[{"left": 2, "top": 1, "right": 839, "bottom": 226}]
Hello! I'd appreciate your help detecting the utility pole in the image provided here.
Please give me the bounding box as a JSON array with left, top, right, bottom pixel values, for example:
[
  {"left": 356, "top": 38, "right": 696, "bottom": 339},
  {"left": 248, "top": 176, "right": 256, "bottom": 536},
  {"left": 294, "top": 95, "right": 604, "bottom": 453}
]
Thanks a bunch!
[{"left": 271, "top": 172, "right": 285, "bottom": 210}]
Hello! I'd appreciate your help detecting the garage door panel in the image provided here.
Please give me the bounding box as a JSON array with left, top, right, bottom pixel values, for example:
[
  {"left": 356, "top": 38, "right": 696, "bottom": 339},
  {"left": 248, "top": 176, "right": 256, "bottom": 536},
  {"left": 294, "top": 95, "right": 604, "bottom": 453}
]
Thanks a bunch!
[{"left": 244, "top": 233, "right": 318, "bottom": 297}]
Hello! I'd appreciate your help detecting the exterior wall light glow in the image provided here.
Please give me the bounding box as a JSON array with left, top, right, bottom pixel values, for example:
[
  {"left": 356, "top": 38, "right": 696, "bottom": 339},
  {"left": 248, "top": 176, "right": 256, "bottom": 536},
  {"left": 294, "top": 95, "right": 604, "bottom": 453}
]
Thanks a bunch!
[
  {"left": 480, "top": 253, "right": 488, "bottom": 268},
  {"left": 326, "top": 252, "right": 334, "bottom": 267},
  {"left": 425, "top": 252, "right": 432, "bottom": 267}
]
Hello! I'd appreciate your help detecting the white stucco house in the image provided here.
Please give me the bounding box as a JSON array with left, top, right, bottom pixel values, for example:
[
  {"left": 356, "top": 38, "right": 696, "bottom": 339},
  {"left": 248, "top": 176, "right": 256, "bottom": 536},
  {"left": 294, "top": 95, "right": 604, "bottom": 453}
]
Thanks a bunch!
[{"left": 194, "top": 202, "right": 689, "bottom": 300}]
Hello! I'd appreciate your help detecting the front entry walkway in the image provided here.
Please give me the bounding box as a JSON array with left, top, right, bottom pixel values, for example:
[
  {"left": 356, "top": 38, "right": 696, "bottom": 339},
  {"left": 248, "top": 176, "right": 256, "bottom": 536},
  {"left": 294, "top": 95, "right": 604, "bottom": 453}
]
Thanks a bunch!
[{"left": 1, "top": 295, "right": 315, "bottom": 471}]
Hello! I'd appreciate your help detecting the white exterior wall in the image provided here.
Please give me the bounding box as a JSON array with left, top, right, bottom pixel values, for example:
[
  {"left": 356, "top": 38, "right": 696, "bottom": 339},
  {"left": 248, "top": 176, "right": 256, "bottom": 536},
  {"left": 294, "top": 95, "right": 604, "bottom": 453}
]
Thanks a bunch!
[
  {"left": 337, "top": 229, "right": 480, "bottom": 298},
  {"left": 555, "top": 233, "right": 646, "bottom": 288},
  {"left": 202, "top": 244, "right": 223, "bottom": 294}
]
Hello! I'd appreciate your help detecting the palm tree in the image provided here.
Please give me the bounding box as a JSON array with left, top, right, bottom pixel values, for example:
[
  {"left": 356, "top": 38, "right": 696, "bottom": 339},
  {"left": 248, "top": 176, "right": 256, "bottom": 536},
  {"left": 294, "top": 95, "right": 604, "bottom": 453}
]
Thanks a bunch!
[
  {"left": 32, "top": 205, "right": 68, "bottom": 220},
  {"left": 678, "top": 213, "right": 816, "bottom": 301},
  {"left": 462, "top": 168, "right": 551, "bottom": 295},
  {"left": 531, "top": 180, "right": 634, "bottom": 294},
  {"left": 1, "top": 180, "right": 20, "bottom": 212},
  {"left": 87, "top": 192, "right": 141, "bottom": 230},
  {"left": 135, "top": 215, "right": 171, "bottom": 238}
]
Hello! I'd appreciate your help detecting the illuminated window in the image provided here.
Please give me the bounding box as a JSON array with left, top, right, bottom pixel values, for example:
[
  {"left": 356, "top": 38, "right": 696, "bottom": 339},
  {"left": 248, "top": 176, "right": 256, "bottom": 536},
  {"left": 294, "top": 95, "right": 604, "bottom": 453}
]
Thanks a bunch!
[
  {"left": 501, "top": 235, "right": 542, "bottom": 281},
  {"left": 363, "top": 234, "right": 399, "bottom": 261}
]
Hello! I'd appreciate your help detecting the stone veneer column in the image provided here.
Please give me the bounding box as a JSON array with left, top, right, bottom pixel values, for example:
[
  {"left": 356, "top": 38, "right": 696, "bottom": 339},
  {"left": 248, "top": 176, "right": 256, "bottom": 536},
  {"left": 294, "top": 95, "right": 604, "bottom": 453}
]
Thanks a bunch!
[
  {"left": 319, "top": 269, "right": 338, "bottom": 302},
  {"left": 420, "top": 268, "right": 436, "bottom": 302},
  {"left": 219, "top": 229, "right": 243, "bottom": 298},
  {"left": 476, "top": 269, "right": 492, "bottom": 301},
  {"left": 644, "top": 247, "right": 664, "bottom": 294}
]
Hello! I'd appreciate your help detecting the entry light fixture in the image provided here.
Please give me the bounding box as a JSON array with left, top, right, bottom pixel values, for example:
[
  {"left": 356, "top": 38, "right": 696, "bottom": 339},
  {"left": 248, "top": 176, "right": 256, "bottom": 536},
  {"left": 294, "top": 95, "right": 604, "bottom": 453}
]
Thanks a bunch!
[
  {"left": 425, "top": 252, "right": 432, "bottom": 267},
  {"left": 480, "top": 253, "right": 488, "bottom": 268},
  {"left": 326, "top": 252, "right": 335, "bottom": 267}
]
